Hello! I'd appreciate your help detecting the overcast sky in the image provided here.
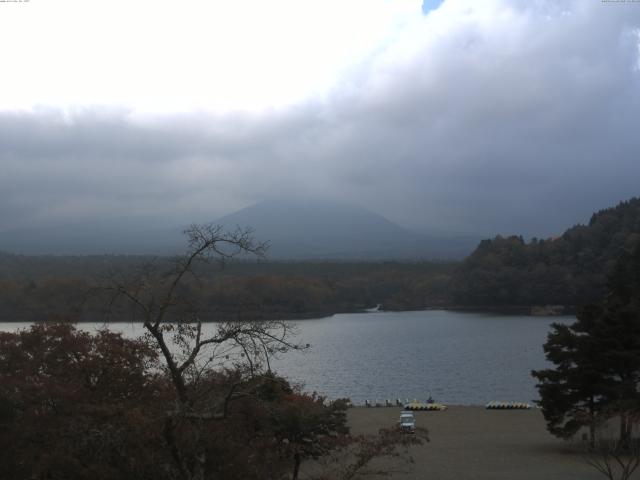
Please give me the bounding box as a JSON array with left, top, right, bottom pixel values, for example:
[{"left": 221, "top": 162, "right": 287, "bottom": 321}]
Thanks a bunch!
[{"left": 1, "top": 0, "right": 639, "bottom": 238}]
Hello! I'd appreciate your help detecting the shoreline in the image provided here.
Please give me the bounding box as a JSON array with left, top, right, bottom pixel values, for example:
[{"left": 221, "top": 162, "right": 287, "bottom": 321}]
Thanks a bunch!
[{"left": 0, "top": 305, "right": 575, "bottom": 323}]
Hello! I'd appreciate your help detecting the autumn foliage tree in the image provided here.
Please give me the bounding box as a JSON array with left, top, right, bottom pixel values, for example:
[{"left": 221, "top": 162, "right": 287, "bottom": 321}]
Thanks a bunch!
[
  {"left": 0, "top": 323, "right": 167, "bottom": 480},
  {"left": 269, "top": 392, "right": 350, "bottom": 480},
  {"left": 0, "top": 323, "right": 353, "bottom": 480}
]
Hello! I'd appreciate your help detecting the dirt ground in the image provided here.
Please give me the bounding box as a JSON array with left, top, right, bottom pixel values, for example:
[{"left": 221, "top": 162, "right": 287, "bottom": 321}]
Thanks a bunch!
[{"left": 343, "top": 406, "right": 612, "bottom": 480}]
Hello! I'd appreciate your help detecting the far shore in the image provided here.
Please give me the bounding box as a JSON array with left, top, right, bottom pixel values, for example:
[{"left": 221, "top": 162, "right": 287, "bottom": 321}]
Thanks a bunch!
[
  {"left": 0, "top": 304, "right": 576, "bottom": 324},
  {"left": 344, "top": 405, "right": 601, "bottom": 479}
]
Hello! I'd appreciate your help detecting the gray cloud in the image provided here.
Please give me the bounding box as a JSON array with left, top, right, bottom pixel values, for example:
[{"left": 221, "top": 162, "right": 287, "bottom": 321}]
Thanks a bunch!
[{"left": 1, "top": 0, "right": 640, "bottom": 239}]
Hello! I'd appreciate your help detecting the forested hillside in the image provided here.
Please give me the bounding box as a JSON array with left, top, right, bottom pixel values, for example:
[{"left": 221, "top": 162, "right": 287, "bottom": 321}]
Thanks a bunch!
[
  {"left": 451, "top": 197, "right": 640, "bottom": 308},
  {"left": 0, "top": 256, "right": 453, "bottom": 322}
]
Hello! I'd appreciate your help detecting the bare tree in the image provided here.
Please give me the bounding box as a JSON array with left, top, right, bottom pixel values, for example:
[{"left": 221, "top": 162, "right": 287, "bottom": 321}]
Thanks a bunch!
[
  {"left": 582, "top": 410, "right": 640, "bottom": 480},
  {"left": 583, "top": 438, "right": 640, "bottom": 480},
  {"left": 313, "top": 427, "right": 430, "bottom": 480},
  {"left": 104, "top": 224, "right": 301, "bottom": 480}
]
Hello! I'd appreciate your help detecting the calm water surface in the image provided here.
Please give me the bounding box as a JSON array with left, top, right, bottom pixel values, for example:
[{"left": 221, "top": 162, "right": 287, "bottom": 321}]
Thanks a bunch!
[{"left": 0, "top": 310, "right": 572, "bottom": 405}]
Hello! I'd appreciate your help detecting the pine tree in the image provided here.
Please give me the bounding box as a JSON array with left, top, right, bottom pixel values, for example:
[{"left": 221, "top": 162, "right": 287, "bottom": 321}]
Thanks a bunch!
[{"left": 533, "top": 244, "right": 640, "bottom": 445}]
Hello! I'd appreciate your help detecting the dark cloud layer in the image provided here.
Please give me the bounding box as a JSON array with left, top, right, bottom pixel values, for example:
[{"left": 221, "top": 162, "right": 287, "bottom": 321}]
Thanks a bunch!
[{"left": 1, "top": 1, "right": 640, "bottom": 238}]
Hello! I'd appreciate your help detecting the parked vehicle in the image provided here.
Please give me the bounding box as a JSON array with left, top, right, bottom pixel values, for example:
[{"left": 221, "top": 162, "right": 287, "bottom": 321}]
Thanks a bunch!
[{"left": 398, "top": 410, "right": 416, "bottom": 433}]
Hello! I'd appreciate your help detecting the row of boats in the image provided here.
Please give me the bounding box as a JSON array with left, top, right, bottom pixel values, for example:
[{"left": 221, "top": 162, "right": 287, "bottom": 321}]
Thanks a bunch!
[
  {"left": 364, "top": 399, "right": 532, "bottom": 410},
  {"left": 404, "top": 401, "right": 448, "bottom": 411},
  {"left": 485, "top": 401, "right": 531, "bottom": 409}
]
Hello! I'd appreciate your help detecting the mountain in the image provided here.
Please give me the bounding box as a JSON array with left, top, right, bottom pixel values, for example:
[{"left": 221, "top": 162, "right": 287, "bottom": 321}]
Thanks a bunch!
[
  {"left": 215, "top": 198, "right": 473, "bottom": 259},
  {"left": 0, "top": 199, "right": 478, "bottom": 258},
  {"left": 451, "top": 197, "right": 640, "bottom": 308}
]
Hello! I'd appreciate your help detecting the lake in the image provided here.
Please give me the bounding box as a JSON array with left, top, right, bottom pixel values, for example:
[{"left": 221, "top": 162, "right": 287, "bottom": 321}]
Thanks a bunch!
[{"left": 0, "top": 310, "right": 572, "bottom": 405}]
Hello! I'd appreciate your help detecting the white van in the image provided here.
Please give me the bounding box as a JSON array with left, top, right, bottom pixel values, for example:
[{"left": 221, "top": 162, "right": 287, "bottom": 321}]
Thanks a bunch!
[{"left": 399, "top": 410, "right": 416, "bottom": 433}]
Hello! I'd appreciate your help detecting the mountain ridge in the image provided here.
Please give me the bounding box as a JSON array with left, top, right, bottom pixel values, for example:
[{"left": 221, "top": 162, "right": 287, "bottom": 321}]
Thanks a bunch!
[{"left": 0, "top": 198, "right": 478, "bottom": 259}]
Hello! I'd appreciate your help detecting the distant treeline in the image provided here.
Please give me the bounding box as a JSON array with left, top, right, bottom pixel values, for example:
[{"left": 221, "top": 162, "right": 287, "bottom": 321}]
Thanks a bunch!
[
  {"left": 3, "top": 197, "right": 640, "bottom": 321},
  {"left": 451, "top": 197, "right": 640, "bottom": 308},
  {"left": 0, "top": 256, "right": 455, "bottom": 322}
]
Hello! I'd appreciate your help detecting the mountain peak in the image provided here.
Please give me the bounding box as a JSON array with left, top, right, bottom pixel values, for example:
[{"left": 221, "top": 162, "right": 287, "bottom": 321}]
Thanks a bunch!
[{"left": 216, "top": 198, "right": 459, "bottom": 259}]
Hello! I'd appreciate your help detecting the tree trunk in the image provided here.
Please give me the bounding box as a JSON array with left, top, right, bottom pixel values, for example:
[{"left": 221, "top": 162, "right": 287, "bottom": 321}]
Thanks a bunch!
[
  {"left": 292, "top": 452, "right": 301, "bottom": 480},
  {"left": 589, "top": 397, "right": 596, "bottom": 449},
  {"left": 164, "top": 416, "right": 192, "bottom": 480},
  {"left": 191, "top": 418, "right": 208, "bottom": 480},
  {"left": 620, "top": 413, "right": 631, "bottom": 450},
  {"left": 192, "top": 448, "right": 206, "bottom": 480}
]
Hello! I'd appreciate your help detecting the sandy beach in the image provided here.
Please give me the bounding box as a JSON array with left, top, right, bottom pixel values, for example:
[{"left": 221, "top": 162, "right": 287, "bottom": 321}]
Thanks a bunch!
[{"left": 345, "top": 406, "right": 606, "bottom": 480}]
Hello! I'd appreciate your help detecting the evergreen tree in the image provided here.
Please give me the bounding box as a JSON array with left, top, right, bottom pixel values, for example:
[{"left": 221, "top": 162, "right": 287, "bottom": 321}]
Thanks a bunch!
[
  {"left": 533, "top": 244, "right": 640, "bottom": 445},
  {"left": 532, "top": 309, "right": 608, "bottom": 444}
]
